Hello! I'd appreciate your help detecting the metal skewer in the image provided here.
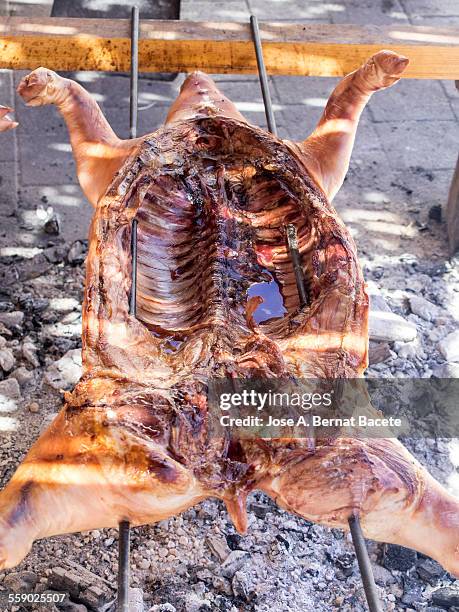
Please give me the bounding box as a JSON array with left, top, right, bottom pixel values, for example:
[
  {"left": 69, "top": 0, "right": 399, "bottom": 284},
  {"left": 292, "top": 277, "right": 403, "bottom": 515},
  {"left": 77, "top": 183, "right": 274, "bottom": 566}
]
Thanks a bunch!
[
  {"left": 249, "top": 13, "right": 382, "bottom": 612},
  {"left": 118, "top": 7, "right": 139, "bottom": 611},
  {"left": 117, "top": 520, "right": 131, "bottom": 612},
  {"left": 249, "top": 15, "right": 277, "bottom": 135},
  {"left": 349, "top": 515, "right": 382, "bottom": 612},
  {"left": 129, "top": 5, "right": 139, "bottom": 140},
  {"left": 129, "top": 218, "right": 138, "bottom": 316},
  {"left": 286, "top": 224, "right": 309, "bottom": 308}
]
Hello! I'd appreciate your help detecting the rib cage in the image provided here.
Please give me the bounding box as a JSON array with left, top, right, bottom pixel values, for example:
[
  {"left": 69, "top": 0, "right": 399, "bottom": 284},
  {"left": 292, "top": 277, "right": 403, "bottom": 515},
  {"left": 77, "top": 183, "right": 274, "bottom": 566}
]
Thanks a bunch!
[{"left": 83, "top": 116, "right": 367, "bottom": 384}]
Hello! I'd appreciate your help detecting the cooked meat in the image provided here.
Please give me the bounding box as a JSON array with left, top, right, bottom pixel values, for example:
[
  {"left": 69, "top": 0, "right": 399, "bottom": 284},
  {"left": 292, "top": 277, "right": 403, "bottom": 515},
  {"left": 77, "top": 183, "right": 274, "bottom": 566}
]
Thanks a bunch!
[{"left": 1, "top": 51, "right": 457, "bottom": 576}]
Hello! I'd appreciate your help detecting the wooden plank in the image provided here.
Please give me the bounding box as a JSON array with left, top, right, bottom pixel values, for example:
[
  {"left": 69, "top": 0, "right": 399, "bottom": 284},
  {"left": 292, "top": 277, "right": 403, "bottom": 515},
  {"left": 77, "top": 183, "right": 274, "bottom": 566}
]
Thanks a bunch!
[
  {"left": 1, "top": 17, "right": 459, "bottom": 78},
  {"left": 446, "top": 153, "right": 459, "bottom": 255}
]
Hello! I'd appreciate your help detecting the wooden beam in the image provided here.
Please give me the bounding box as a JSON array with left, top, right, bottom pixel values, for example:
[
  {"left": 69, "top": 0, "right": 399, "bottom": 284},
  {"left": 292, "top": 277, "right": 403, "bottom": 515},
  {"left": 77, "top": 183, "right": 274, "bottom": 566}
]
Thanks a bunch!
[{"left": 1, "top": 17, "right": 459, "bottom": 78}]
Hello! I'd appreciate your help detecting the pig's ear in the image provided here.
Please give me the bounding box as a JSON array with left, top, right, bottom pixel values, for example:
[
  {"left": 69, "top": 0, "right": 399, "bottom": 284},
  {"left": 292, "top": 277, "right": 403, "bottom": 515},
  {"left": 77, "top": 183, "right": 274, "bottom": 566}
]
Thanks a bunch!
[
  {"left": 0, "top": 106, "right": 18, "bottom": 132},
  {"left": 298, "top": 50, "right": 409, "bottom": 202}
]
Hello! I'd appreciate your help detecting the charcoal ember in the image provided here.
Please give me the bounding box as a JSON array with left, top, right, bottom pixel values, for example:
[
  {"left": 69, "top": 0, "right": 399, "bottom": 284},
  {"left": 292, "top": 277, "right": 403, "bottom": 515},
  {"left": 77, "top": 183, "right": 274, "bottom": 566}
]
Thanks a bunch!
[
  {"left": 57, "top": 600, "right": 87, "bottom": 612},
  {"left": 225, "top": 533, "right": 243, "bottom": 551},
  {"left": 232, "top": 570, "right": 257, "bottom": 602},
  {"left": 44, "top": 245, "right": 68, "bottom": 263},
  {"left": 401, "top": 576, "right": 425, "bottom": 606},
  {"left": 383, "top": 544, "right": 417, "bottom": 571},
  {"left": 250, "top": 502, "right": 270, "bottom": 519},
  {"left": 0, "top": 253, "right": 52, "bottom": 285},
  {"left": 44, "top": 214, "right": 60, "bottom": 235},
  {"left": 431, "top": 586, "right": 459, "bottom": 608},
  {"left": 416, "top": 558, "right": 445, "bottom": 584},
  {"left": 3, "top": 570, "right": 38, "bottom": 592},
  {"left": 47, "top": 562, "right": 114, "bottom": 610},
  {"left": 329, "top": 552, "right": 355, "bottom": 577},
  {"left": 220, "top": 551, "right": 250, "bottom": 579},
  {"left": 428, "top": 205, "right": 442, "bottom": 222},
  {"left": 18, "top": 294, "right": 49, "bottom": 313}
]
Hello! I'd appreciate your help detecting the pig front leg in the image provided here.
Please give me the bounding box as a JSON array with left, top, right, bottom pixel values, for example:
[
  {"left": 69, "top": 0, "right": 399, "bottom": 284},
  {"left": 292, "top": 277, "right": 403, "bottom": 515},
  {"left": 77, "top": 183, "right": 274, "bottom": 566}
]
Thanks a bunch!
[{"left": 299, "top": 50, "right": 409, "bottom": 201}]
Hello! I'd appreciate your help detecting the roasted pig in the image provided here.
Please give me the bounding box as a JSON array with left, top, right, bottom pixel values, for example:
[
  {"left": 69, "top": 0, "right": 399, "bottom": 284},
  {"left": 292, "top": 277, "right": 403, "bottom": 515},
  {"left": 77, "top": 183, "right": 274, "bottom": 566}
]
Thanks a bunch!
[{"left": 0, "top": 51, "right": 457, "bottom": 576}]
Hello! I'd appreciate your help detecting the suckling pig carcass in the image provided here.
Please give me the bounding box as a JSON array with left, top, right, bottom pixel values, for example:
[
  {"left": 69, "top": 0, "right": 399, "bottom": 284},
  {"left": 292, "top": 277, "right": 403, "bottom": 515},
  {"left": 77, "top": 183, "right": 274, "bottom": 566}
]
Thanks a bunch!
[{"left": 0, "top": 51, "right": 458, "bottom": 576}]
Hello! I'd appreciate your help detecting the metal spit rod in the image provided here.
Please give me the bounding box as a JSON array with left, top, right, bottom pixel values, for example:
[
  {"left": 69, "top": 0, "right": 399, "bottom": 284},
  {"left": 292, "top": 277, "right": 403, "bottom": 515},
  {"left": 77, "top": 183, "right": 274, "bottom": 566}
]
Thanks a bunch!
[
  {"left": 249, "top": 15, "right": 277, "bottom": 135},
  {"left": 117, "top": 520, "right": 131, "bottom": 612},
  {"left": 349, "top": 515, "right": 382, "bottom": 612},
  {"left": 118, "top": 6, "right": 139, "bottom": 611},
  {"left": 285, "top": 224, "right": 309, "bottom": 308},
  {"left": 249, "top": 13, "right": 382, "bottom": 612},
  {"left": 129, "top": 5, "right": 140, "bottom": 140}
]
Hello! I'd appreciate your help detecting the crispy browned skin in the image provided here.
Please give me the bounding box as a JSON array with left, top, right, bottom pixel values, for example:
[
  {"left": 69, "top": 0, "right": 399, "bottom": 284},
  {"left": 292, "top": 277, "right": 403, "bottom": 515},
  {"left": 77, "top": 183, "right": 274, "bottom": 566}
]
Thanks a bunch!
[{"left": 2, "top": 52, "right": 459, "bottom": 576}]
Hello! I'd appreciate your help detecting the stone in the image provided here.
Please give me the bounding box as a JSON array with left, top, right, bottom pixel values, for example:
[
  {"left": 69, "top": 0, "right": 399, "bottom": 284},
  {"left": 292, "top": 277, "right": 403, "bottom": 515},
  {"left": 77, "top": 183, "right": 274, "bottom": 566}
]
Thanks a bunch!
[
  {"left": 369, "top": 293, "right": 392, "bottom": 312},
  {"left": 409, "top": 295, "right": 440, "bottom": 322},
  {"left": 396, "top": 342, "right": 418, "bottom": 360},
  {"left": 368, "top": 341, "right": 392, "bottom": 365},
  {"left": 369, "top": 310, "right": 417, "bottom": 343},
  {"left": 44, "top": 349, "right": 82, "bottom": 390},
  {"left": 22, "top": 340, "right": 40, "bottom": 367},
  {"left": 48, "top": 297, "right": 80, "bottom": 313},
  {"left": 220, "top": 550, "right": 250, "bottom": 578},
  {"left": 383, "top": 544, "right": 417, "bottom": 572},
  {"left": 439, "top": 330, "right": 459, "bottom": 362},
  {"left": 0, "top": 347, "right": 15, "bottom": 371},
  {"left": 128, "top": 588, "right": 144, "bottom": 612},
  {"left": 42, "top": 320, "right": 81, "bottom": 340},
  {"left": 232, "top": 570, "right": 256, "bottom": 602},
  {"left": 431, "top": 586, "right": 459, "bottom": 608},
  {"left": 0, "top": 377, "right": 22, "bottom": 412},
  {"left": 206, "top": 535, "right": 231, "bottom": 562},
  {"left": 0, "top": 310, "right": 24, "bottom": 331},
  {"left": 148, "top": 605, "right": 177, "bottom": 612},
  {"left": 3, "top": 570, "right": 38, "bottom": 592},
  {"left": 432, "top": 362, "right": 459, "bottom": 377},
  {"left": 372, "top": 564, "right": 396, "bottom": 586},
  {"left": 67, "top": 241, "right": 86, "bottom": 265},
  {"left": 416, "top": 558, "right": 444, "bottom": 584},
  {"left": 28, "top": 401, "right": 40, "bottom": 413},
  {"left": 10, "top": 366, "right": 34, "bottom": 386},
  {"left": 138, "top": 558, "right": 150, "bottom": 570}
]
